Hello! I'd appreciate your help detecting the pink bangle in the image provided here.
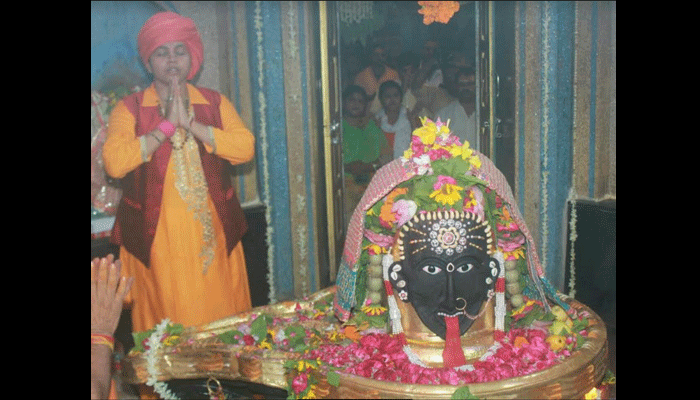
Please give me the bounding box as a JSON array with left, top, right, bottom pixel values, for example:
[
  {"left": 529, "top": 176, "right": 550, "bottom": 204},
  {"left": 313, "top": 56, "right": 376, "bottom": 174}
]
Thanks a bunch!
[{"left": 158, "top": 119, "right": 176, "bottom": 138}]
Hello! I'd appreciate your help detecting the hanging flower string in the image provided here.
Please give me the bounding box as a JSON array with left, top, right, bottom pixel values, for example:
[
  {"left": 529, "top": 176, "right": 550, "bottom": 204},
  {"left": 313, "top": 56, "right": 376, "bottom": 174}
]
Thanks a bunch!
[
  {"left": 418, "top": 1, "right": 461, "bottom": 25},
  {"left": 144, "top": 319, "right": 181, "bottom": 400}
]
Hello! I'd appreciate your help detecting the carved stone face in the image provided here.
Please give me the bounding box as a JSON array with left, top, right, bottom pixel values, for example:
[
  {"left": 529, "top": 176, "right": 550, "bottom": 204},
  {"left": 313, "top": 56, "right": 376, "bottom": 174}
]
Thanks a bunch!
[{"left": 389, "top": 210, "right": 501, "bottom": 340}]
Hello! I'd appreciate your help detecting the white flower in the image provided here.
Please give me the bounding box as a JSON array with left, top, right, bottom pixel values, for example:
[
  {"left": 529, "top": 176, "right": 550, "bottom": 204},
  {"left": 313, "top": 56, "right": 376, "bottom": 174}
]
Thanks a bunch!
[{"left": 413, "top": 154, "right": 433, "bottom": 175}]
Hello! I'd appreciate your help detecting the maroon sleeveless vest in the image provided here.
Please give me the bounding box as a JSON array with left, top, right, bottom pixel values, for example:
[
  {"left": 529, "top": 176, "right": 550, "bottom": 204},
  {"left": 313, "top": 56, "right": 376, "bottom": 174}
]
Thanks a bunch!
[{"left": 110, "top": 87, "right": 248, "bottom": 267}]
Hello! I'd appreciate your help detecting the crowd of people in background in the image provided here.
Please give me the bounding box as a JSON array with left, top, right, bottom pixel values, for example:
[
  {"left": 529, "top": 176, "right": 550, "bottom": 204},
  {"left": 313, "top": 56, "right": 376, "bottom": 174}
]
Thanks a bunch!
[{"left": 342, "top": 38, "right": 478, "bottom": 222}]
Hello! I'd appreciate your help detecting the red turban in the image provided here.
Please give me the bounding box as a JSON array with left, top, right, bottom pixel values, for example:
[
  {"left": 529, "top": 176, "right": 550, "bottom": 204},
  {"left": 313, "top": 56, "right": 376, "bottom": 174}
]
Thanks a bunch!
[{"left": 137, "top": 12, "right": 204, "bottom": 81}]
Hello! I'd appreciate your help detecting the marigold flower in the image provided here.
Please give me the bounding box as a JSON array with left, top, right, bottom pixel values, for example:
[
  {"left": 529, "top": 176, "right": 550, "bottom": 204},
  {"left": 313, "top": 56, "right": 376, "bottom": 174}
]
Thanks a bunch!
[
  {"left": 513, "top": 336, "right": 529, "bottom": 348},
  {"left": 418, "top": 1, "right": 461, "bottom": 25},
  {"left": 379, "top": 187, "right": 408, "bottom": 229},
  {"left": 343, "top": 325, "right": 362, "bottom": 342}
]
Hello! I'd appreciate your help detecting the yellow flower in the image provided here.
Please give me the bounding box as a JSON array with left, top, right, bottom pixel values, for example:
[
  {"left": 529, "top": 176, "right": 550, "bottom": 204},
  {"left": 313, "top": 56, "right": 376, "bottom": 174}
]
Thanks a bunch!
[
  {"left": 363, "top": 243, "right": 385, "bottom": 255},
  {"left": 584, "top": 387, "right": 600, "bottom": 400},
  {"left": 463, "top": 190, "right": 477, "bottom": 209},
  {"left": 296, "top": 360, "right": 318, "bottom": 372},
  {"left": 305, "top": 385, "right": 318, "bottom": 399},
  {"left": 546, "top": 335, "right": 566, "bottom": 352},
  {"left": 459, "top": 140, "right": 473, "bottom": 158},
  {"left": 429, "top": 183, "right": 463, "bottom": 206},
  {"left": 503, "top": 247, "right": 525, "bottom": 260},
  {"left": 326, "top": 330, "right": 341, "bottom": 342},
  {"left": 163, "top": 335, "right": 180, "bottom": 347},
  {"left": 257, "top": 339, "right": 272, "bottom": 349},
  {"left": 512, "top": 299, "right": 536, "bottom": 315},
  {"left": 468, "top": 155, "right": 481, "bottom": 169},
  {"left": 413, "top": 120, "right": 437, "bottom": 145}
]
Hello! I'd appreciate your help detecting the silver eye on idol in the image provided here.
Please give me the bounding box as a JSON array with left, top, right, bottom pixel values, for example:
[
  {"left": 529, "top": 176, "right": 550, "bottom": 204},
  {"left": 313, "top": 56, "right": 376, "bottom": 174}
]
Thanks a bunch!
[{"left": 389, "top": 210, "right": 501, "bottom": 340}]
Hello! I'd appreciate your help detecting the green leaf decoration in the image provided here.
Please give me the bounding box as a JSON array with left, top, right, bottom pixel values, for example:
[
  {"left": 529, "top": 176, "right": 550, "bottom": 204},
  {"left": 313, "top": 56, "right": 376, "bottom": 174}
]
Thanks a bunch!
[
  {"left": 369, "top": 313, "right": 388, "bottom": 328},
  {"left": 250, "top": 314, "right": 272, "bottom": 342},
  {"left": 326, "top": 370, "right": 340, "bottom": 387},
  {"left": 354, "top": 261, "right": 368, "bottom": 306},
  {"left": 571, "top": 317, "right": 590, "bottom": 332},
  {"left": 284, "top": 325, "right": 307, "bottom": 349},
  {"left": 131, "top": 329, "right": 154, "bottom": 353},
  {"left": 218, "top": 330, "right": 245, "bottom": 345},
  {"left": 452, "top": 385, "right": 479, "bottom": 399},
  {"left": 166, "top": 323, "right": 184, "bottom": 336},
  {"left": 541, "top": 312, "right": 557, "bottom": 322}
]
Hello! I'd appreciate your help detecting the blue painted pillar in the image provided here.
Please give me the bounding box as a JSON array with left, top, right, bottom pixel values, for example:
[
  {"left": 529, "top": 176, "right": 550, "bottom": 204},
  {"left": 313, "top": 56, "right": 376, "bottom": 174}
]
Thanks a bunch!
[
  {"left": 245, "top": 1, "right": 294, "bottom": 301},
  {"left": 516, "top": 2, "right": 576, "bottom": 290},
  {"left": 540, "top": 1, "right": 575, "bottom": 291}
]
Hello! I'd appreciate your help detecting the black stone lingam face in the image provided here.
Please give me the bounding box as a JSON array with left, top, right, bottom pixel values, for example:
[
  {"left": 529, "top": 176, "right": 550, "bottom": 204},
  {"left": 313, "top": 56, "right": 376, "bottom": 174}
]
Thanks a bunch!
[{"left": 389, "top": 210, "right": 501, "bottom": 340}]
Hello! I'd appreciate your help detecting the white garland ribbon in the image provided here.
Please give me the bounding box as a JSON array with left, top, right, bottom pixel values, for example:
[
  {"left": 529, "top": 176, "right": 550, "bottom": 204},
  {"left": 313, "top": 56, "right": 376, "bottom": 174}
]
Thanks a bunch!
[
  {"left": 253, "top": 1, "right": 276, "bottom": 304},
  {"left": 567, "top": 194, "right": 578, "bottom": 298}
]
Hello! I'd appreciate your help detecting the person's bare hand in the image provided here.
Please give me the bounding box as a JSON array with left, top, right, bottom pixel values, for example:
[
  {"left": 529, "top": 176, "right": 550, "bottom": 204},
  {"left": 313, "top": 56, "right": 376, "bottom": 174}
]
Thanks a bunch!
[
  {"left": 91, "top": 255, "right": 133, "bottom": 336},
  {"left": 168, "top": 77, "right": 191, "bottom": 128},
  {"left": 163, "top": 77, "right": 180, "bottom": 126}
]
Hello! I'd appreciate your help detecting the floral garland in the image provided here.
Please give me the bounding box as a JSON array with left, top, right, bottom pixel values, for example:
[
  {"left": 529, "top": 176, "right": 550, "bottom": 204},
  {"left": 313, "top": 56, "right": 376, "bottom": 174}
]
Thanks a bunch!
[
  {"left": 143, "top": 319, "right": 181, "bottom": 400},
  {"left": 418, "top": 1, "right": 461, "bottom": 25}
]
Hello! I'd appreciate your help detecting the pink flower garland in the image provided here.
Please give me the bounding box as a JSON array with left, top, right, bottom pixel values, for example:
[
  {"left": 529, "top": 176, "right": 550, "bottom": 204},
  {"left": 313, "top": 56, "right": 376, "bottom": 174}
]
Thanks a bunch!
[{"left": 304, "top": 329, "right": 562, "bottom": 385}]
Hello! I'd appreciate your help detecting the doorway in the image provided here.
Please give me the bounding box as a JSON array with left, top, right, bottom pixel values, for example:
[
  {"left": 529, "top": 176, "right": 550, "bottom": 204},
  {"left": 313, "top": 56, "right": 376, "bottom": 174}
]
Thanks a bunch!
[{"left": 320, "top": 1, "right": 516, "bottom": 279}]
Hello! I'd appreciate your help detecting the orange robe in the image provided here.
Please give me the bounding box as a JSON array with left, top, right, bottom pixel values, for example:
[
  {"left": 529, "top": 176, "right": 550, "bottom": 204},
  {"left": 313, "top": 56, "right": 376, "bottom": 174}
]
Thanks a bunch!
[{"left": 103, "top": 84, "right": 255, "bottom": 333}]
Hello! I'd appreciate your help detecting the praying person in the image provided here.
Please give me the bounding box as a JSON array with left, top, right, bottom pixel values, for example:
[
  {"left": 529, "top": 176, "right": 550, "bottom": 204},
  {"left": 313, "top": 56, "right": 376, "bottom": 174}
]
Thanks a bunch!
[{"left": 103, "top": 11, "right": 255, "bottom": 347}]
